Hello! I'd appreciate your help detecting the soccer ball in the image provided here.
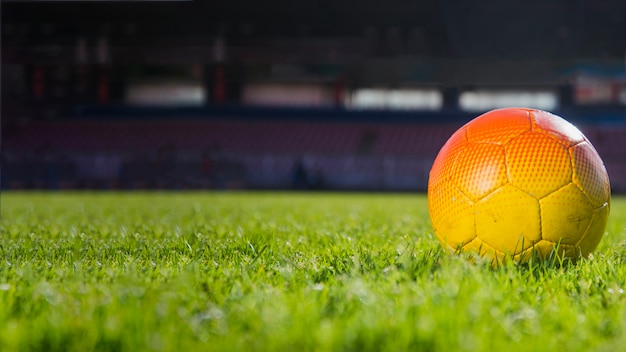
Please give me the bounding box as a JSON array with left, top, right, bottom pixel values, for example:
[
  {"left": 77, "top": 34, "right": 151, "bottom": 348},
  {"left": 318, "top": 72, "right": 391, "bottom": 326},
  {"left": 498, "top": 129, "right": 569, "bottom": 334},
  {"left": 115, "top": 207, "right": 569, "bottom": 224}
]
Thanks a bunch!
[{"left": 428, "top": 107, "right": 610, "bottom": 263}]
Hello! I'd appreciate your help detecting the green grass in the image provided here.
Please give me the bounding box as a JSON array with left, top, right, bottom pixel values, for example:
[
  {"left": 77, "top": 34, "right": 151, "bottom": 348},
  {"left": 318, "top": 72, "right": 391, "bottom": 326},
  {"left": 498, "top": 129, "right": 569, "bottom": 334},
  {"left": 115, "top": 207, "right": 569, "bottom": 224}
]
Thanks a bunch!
[{"left": 2, "top": 191, "right": 626, "bottom": 351}]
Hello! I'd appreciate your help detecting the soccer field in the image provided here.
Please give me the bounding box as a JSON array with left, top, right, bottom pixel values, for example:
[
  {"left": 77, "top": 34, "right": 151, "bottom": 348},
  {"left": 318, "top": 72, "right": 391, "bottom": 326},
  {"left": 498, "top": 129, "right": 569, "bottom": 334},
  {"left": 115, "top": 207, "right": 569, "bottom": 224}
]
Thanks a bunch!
[{"left": 1, "top": 192, "right": 626, "bottom": 351}]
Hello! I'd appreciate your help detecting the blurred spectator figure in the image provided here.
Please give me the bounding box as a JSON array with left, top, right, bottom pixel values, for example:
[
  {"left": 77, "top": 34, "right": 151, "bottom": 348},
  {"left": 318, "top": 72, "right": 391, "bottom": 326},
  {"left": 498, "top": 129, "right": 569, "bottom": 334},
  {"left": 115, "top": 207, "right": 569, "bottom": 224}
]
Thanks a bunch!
[
  {"left": 156, "top": 143, "right": 177, "bottom": 188},
  {"left": 44, "top": 154, "right": 59, "bottom": 190},
  {"left": 119, "top": 153, "right": 135, "bottom": 190},
  {"left": 292, "top": 157, "right": 309, "bottom": 190},
  {"left": 202, "top": 151, "right": 214, "bottom": 179},
  {"left": 27, "top": 144, "right": 59, "bottom": 189},
  {"left": 309, "top": 166, "right": 325, "bottom": 190},
  {"left": 94, "top": 154, "right": 121, "bottom": 189},
  {"left": 201, "top": 145, "right": 220, "bottom": 188},
  {"left": 74, "top": 153, "right": 121, "bottom": 189}
]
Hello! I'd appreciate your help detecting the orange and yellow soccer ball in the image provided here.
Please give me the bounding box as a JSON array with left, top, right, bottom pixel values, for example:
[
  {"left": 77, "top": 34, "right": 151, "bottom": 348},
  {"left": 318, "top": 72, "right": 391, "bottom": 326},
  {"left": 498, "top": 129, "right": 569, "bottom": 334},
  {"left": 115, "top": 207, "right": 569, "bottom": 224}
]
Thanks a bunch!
[{"left": 428, "top": 107, "right": 610, "bottom": 263}]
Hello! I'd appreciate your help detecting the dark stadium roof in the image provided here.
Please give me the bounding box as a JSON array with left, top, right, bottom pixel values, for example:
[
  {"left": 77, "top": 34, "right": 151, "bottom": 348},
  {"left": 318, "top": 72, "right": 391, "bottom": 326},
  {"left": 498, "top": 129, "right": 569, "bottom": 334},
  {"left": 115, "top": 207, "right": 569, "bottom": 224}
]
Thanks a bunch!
[{"left": 3, "top": 0, "right": 625, "bottom": 59}]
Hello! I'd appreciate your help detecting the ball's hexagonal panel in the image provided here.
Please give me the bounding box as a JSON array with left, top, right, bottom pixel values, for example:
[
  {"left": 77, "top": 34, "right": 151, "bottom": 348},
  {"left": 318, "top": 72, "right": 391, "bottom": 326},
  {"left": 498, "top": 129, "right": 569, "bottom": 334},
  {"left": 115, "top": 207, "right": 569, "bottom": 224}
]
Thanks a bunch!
[
  {"left": 428, "top": 181, "right": 476, "bottom": 249},
  {"left": 428, "top": 127, "right": 468, "bottom": 189},
  {"left": 463, "top": 238, "right": 506, "bottom": 263},
  {"left": 461, "top": 237, "right": 486, "bottom": 254},
  {"left": 540, "top": 183, "right": 593, "bottom": 245},
  {"left": 570, "top": 142, "right": 611, "bottom": 208},
  {"left": 577, "top": 203, "right": 610, "bottom": 257},
  {"left": 531, "top": 110, "right": 586, "bottom": 147},
  {"left": 466, "top": 108, "right": 531, "bottom": 145},
  {"left": 475, "top": 184, "right": 540, "bottom": 254},
  {"left": 505, "top": 131, "right": 572, "bottom": 199},
  {"left": 530, "top": 240, "right": 579, "bottom": 260},
  {"left": 452, "top": 143, "right": 507, "bottom": 200}
]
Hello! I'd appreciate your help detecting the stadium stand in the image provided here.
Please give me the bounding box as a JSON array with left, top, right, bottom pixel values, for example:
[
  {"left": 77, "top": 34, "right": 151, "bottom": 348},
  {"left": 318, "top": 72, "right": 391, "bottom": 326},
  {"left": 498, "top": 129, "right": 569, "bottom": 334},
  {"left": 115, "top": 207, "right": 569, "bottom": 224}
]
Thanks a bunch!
[
  {"left": 2, "top": 1, "right": 625, "bottom": 192},
  {"left": 4, "top": 110, "right": 626, "bottom": 192}
]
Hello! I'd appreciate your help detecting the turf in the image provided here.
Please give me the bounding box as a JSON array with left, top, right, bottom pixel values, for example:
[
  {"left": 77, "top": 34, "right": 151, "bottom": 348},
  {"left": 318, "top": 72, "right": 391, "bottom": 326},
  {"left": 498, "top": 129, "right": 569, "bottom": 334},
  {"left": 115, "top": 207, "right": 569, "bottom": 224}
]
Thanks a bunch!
[{"left": 1, "top": 192, "right": 626, "bottom": 351}]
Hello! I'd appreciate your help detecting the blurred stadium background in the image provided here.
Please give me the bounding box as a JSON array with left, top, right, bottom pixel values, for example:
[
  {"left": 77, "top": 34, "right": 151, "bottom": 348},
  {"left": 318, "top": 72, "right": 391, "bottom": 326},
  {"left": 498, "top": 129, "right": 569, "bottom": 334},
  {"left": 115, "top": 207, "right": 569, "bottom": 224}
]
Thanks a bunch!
[{"left": 2, "top": 0, "right": 625, "bottom": 192}]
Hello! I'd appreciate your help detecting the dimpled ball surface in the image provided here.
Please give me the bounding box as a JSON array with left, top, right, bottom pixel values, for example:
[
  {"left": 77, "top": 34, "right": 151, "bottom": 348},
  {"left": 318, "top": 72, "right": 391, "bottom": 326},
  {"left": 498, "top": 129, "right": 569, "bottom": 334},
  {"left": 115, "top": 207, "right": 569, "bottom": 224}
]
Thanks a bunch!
[{"left": 428, "top": 107, "right": 610, "bottom": 263}]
